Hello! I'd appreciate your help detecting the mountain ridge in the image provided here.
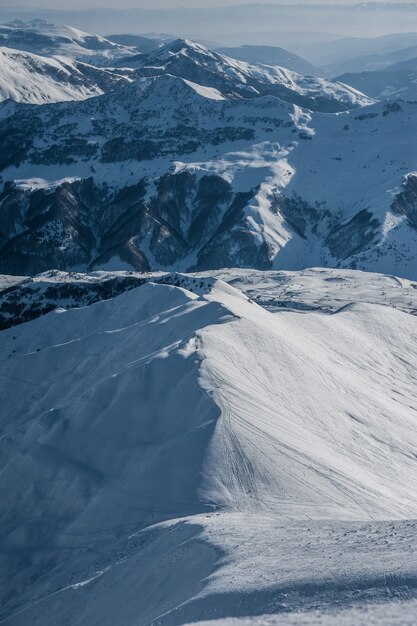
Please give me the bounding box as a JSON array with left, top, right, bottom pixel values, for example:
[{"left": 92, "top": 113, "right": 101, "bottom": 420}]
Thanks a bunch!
[
  {"left": 1, "top": 269, "right": 417, "bottom": 622},
  {"left": 0, "top": 46, "right": 134, "bottom": 104}
]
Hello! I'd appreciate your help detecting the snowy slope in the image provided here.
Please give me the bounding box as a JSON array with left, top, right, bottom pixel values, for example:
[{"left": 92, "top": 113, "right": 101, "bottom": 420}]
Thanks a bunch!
[
  {"left": 0, "top": 47, "right": 134, "bottom": 104},
  {"left": 5, "top": 514, "right": 417, "bottom": 625},
  {"left": 1, "top": 272, "right": 417, "bottom": 623},
  {"left": 0, "top": 19, "right": 136, "bottom": 65},
  {"left": 2, "top": 266, "right": 417, "bottom": 331}
]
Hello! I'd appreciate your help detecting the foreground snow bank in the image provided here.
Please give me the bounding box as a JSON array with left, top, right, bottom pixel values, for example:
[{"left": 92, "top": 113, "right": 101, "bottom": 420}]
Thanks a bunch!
[{"left": 5, "top": 514, "right": 417, "bottom": 625}]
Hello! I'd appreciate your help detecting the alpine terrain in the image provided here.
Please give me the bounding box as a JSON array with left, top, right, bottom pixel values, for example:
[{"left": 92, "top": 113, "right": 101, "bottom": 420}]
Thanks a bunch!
[
  {"left": 0, "top": 25, "right": 416, "bottom": 279},
  {"left": 0, "top": 13, "right": 417, "bottom": 626},
  {"left": 1, "top": 268, "right": 417, "bottom": 625}
]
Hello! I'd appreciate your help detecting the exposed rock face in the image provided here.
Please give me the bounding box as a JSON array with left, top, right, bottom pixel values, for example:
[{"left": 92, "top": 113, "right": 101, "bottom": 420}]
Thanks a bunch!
[
  {"left": 326, "top": 209, "right": 380, "bottom": 261},
  {"left": 0, "top": 168, "right": 386, "bottom": 276},
  {"left": 0, "top": 174, "right": 261, "bottom": 275},
  {"left": 0, "top": 178, "right": 149, "bottom": 275},
  {"left": 392, "top": 173, "right": 417, "bottom": 230}
]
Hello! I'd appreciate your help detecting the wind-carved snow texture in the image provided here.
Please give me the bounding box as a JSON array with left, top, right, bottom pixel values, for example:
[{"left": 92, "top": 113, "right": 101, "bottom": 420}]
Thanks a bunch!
[{"left": 1, "top": 271, "right": 417, "bottom": 624}]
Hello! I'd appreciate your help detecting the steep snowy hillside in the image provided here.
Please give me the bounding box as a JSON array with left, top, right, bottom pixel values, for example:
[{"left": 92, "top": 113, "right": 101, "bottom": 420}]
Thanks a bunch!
[
  {"left": 0, "top": 47, "right": 134, "bottom": 104},
  {"left": 1, "top": 272, "right": 417, "bottom": 623},
  {"left": 121, "top": 39, "right": 373, "bottom": 111},
  {"left": 0, "top": 19, "right": 136, "bottom": 65},
  {"left": 0, "top": 72, "right": 415, "bottom": 278}
]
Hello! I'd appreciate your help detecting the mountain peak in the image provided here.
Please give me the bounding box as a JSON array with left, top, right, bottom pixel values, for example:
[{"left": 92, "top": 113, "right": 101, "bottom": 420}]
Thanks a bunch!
[
  {"left": 130, "top": 36, "right": 373, "bottom": 109},
  {"left": 145, "top": 37, "right": 217, "bottom": 63}
]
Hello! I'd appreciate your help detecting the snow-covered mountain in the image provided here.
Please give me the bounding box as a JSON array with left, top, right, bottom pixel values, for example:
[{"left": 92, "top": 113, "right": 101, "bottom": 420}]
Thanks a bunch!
[
  {"left": 214, "top": 44, "right": 322, "bottom": 77},
  {"left": 0, "top": 19, "right": 136, "bottom": 65},
  {"left": 0, "top": 27, "right": 416, "bottom": 281},
  {"left": 121, "top": 39, "right": 373, "bottom": 111},
  {"left": 0, "top": 69, "right": 415, "bottom": 278},
  {"left": 2, "top": 17, "right": 417, "bottom": 626},
  {"left": 1, "top": 268, "right": 417, "bottom": 623},
  {"left": 0, "top": 47, "right": 134, "bottom": 104}
]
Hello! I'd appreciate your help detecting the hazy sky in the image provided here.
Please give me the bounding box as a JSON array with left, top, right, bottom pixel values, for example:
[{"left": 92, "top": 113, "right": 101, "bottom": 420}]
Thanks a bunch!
[
  {"left": 9, "top": 0, "right": 402, "bottom": 7},
  {"left": 2, "top": 1, "right": 414, "bottom": 42}
]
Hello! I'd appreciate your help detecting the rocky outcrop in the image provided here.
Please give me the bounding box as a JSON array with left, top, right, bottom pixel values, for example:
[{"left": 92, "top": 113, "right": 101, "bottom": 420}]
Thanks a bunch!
[
  {"left": 326, "top": 209, "right": 380, "bottom": 261},
  {"left": 392, "top": 174, "right": 417, "bottom": 229},
  {"left": 0, "top": 179, "right": 148, "bottom": 275}
]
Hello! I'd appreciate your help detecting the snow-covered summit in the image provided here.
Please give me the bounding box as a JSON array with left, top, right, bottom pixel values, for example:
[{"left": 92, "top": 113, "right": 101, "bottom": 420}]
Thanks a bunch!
[{"left": 0, "top": 19, "right": 137, "bottom": 65}]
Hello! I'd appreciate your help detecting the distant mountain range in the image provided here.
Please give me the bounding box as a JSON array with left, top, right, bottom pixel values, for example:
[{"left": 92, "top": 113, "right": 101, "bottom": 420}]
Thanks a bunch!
[
  {"left": 0, "top": 4, "right": 416, "bottom": 41},
  {"left": 0, "top": 21, "right": 370, "bottom": 107},
  {"left": 337, "top": 65, "right": 417, "bottom": 101},
  {"left": 0, "top": 20, "right": 416, "bottom": 281},
  {"left": 291, "top": 32, "right": 417, "bottom": 68},
  {"left": 324, "top": 43, "right": 417, "bottom": 77},
  {"left": 106, "top": 33, "right": 164, "bottom": 53}
]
